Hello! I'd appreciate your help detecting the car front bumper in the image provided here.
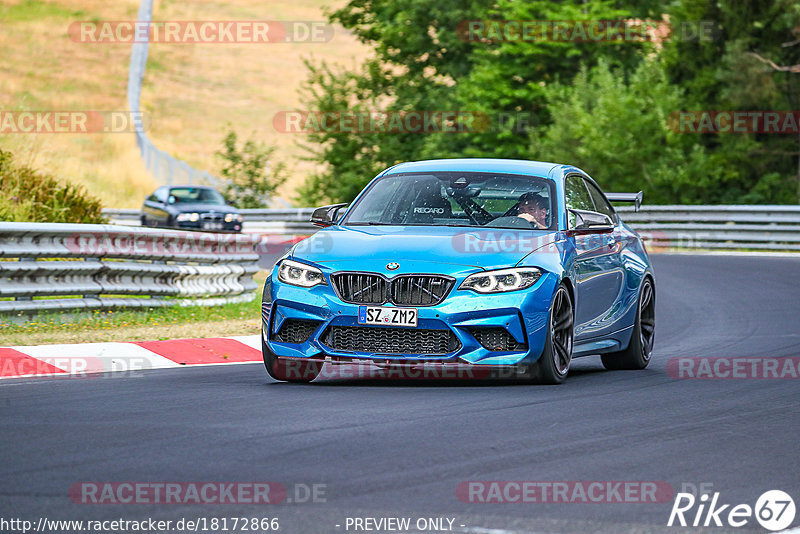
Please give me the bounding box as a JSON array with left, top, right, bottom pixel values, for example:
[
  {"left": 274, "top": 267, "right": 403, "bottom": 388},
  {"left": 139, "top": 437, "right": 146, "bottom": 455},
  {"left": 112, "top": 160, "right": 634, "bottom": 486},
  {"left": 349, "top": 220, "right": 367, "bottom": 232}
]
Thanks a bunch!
[
  {"left": 174, "top": 220, "right": 242, "bottom": 232},
  {"left": 262, "top": 269, "right": 558, "bottom": 367}
]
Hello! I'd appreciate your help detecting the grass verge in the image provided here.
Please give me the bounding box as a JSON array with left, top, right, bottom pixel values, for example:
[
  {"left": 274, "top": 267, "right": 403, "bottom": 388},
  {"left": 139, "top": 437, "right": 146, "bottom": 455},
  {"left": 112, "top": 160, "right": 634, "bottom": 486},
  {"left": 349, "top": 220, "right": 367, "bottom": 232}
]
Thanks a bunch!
[{"left": 0, "top": 291, "right": 263, "bottom": 346}]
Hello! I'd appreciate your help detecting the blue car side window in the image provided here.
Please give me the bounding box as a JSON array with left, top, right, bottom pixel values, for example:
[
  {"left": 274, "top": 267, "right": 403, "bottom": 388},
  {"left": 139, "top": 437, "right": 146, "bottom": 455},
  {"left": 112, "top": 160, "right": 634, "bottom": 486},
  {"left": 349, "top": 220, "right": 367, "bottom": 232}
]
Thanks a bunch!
[
  {"left": 565, "top": 175, "right": 594, "bottom": 227},
  {"left": 584, "top": 180, "right": 617, "bottom": 222}
]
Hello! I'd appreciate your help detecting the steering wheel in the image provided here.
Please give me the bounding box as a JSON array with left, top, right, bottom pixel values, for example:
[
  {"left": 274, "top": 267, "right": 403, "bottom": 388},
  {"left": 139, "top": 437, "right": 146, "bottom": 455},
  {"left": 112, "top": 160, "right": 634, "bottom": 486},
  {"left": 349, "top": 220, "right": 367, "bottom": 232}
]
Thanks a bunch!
[{"left": 451, "top": 193, "right": 493, "bottom": 226}]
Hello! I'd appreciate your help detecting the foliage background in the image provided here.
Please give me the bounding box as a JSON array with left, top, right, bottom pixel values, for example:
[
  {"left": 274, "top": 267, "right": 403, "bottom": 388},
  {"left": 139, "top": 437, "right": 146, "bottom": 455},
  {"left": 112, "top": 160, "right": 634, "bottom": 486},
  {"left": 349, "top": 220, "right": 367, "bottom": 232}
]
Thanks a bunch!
[{"left": 299, "top": 0, "right": 800, "bottom": 205}]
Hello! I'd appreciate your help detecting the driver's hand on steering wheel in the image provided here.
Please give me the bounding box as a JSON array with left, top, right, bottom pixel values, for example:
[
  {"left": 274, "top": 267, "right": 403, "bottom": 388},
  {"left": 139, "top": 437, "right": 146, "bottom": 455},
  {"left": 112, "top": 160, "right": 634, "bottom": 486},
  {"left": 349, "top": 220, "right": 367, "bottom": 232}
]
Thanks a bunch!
[{"left": 518, "top": 211, "right": 546, "bottom": 229}]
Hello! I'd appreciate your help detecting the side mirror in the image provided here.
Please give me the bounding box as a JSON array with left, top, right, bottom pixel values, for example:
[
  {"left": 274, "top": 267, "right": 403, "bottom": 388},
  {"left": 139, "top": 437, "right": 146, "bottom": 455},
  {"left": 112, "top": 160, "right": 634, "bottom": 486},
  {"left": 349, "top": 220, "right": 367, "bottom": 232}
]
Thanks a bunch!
[
  {"left": 311, "top": 203, "right": 348, "bottom": 227},
  {"left": 568, "top": 209, "right": 614, "bottom": 234},
  {"left": 168, "top": 195, "right": 177, "bottom": 205}
]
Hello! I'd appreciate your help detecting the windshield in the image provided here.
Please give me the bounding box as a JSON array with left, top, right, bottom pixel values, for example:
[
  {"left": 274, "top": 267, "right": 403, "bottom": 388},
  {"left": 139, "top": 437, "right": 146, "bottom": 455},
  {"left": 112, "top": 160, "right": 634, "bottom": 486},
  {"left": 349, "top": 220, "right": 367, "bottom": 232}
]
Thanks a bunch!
[
  {"left": 169, "top": 187, "right": 227, "bottom": 205},
  {"left": 343, "top": 172, "right": 557, "bottom": 230}
]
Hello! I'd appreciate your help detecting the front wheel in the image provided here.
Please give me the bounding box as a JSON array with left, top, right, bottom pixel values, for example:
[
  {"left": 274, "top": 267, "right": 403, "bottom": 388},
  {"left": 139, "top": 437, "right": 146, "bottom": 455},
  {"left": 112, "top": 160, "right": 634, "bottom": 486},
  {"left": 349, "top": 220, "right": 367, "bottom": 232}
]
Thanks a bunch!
[
  {"left": 519, "top": 284, "right": 574, "bottom": 385},
  {"left": 262, "top": 337, "right": 322, "bottom": 383},
  {"left": 601, "top": 277, "right": 655, "bottom": 370}
]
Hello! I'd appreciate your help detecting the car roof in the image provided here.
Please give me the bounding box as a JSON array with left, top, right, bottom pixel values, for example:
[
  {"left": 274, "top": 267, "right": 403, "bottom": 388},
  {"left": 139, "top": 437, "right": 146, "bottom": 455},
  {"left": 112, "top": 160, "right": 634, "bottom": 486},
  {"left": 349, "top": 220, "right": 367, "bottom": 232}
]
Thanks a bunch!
[
  {"left": 383, "top": 158, "right": 561, "bottom": 178},
  {"left": 168, "top": 185, "right": 216, "bottom": 190}
]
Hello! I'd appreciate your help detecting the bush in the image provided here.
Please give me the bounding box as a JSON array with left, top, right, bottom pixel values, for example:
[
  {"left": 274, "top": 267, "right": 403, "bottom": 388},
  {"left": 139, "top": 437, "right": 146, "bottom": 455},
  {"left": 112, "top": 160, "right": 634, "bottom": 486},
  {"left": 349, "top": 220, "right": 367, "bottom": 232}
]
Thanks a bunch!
[
  {"left": 217, "top": 131, "right": 287, "bottom": 208},
  {"left": 529, "top": 59, "right": 736, "bottom": 204},
  {"left": 0, "top": 149, "right": 105, "bottom": 223}
]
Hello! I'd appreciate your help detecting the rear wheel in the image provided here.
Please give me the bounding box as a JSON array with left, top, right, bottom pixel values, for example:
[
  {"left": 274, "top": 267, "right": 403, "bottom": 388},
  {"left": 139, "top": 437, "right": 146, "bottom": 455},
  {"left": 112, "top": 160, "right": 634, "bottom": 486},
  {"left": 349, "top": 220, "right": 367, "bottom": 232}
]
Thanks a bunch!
[
  {"left": 262, "top": 336, "right": 322, "bottom": 382},
  {"left": 519, "top": 284, "right": 574, "bottom": 384},
  {"left": 601, "top": 277, "right": 655, "bottom": 370}
]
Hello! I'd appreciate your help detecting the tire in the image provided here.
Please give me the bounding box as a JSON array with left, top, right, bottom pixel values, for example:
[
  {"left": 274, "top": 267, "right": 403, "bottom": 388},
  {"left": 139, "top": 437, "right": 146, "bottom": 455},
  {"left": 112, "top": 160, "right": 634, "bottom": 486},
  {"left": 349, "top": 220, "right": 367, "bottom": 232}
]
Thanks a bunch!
[
  {"left": 519, "top": 284, "right": 574, "bottom": 385},
  {"left": 601, "top": 277, "right": 655, "bottom": 370},
  {"left": 262, "top": 336, "right": 322, "bottom": 383},
  {"left": 140, "top": 215, "right": 149, "bottom": 227}
]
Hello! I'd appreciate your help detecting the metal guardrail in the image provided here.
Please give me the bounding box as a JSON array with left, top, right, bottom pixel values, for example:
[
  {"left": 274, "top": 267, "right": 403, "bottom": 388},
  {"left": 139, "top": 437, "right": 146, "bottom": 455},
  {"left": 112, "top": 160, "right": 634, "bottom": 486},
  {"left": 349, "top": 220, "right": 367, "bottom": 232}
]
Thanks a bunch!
[
  {"left": 102, "top": 205, "right": 800, "bottom": 251},
  {"left": 616, "top": 205, "right": 800, "bottom": 251},
  {"left": 0, "top": 223, "right": 260, "bottom": 315}
]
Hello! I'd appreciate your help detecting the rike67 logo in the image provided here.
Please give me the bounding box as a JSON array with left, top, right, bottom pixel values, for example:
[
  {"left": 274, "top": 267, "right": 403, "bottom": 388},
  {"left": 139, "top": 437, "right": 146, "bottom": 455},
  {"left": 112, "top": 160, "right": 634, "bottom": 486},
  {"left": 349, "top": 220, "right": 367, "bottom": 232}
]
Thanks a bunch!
[{"left": 668, "top": 490, "right": 795, "bottom": 531}]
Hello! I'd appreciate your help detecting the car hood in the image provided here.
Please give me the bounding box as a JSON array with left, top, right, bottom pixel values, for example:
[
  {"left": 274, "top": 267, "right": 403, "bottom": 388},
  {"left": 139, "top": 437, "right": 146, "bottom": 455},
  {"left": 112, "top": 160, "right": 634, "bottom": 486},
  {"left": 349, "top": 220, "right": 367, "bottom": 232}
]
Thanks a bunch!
[{"left": 292, "top": 225, "right": 559, "bottom": 273}]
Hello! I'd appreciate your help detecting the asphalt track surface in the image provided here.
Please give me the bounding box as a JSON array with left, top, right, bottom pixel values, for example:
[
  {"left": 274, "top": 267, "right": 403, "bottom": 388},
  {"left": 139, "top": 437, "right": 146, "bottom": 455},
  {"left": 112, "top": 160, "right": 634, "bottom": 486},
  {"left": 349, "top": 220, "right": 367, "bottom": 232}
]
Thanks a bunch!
[{"left": 2, "top": 254, "right": 799, "bottom": 534}]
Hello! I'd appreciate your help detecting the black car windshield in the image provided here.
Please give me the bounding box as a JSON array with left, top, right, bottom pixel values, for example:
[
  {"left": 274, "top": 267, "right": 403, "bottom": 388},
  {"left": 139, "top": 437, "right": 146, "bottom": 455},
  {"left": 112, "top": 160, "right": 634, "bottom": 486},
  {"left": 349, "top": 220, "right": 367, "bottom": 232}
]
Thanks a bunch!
[
  {"left": 343, "top": 172, "right": 557, "bottom": 230},
  {"left": 169, "top": 187, "right": 226, "bottom": 205}
]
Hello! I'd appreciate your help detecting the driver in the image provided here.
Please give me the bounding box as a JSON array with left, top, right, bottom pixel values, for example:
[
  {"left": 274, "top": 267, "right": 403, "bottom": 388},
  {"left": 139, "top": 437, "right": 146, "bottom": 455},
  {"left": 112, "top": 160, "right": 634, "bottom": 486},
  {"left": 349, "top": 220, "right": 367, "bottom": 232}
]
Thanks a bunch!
[{"left": 516, "top": 192, "right": 549, "bottom": 229}]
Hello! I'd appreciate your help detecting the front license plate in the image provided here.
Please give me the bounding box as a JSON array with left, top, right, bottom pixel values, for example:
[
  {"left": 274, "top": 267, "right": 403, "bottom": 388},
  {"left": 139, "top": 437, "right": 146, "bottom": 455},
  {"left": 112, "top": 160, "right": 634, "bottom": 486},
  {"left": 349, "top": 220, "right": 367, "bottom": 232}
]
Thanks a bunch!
[
  {"left": 358, "top": 306, "right": 418, "bottom": 327},
  {"left": 202, "top": 222, "right": 223, "bottom": 230}
]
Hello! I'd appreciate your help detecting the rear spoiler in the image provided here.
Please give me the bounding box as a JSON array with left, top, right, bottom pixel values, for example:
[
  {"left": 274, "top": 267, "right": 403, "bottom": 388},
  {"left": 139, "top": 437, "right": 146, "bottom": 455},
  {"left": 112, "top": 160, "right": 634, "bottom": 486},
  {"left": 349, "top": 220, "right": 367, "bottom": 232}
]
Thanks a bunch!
[{"left": 606, "top": 191, "right": 643, "bottom": 212}]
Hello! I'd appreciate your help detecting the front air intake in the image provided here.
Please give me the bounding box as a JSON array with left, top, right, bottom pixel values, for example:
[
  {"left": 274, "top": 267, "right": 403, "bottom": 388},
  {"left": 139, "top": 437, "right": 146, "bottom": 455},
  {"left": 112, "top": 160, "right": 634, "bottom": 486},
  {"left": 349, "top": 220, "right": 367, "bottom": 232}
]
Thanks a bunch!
[
  {"left": 470, "top": 328, "right": 527, "bottom": 352},
  {"left": 272, "top": 319, "right": 321, "bottom": 344},
  {"left": 322, "top": 326, "right": 461, "bottom": 354}
]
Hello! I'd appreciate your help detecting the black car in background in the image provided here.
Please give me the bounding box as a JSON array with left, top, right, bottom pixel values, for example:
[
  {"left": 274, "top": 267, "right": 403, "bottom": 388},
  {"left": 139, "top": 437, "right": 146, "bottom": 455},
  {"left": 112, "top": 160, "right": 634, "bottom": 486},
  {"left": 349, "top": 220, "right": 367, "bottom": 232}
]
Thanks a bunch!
[{"left": 141, "top": 186, "right": 243, "bottom": 232}]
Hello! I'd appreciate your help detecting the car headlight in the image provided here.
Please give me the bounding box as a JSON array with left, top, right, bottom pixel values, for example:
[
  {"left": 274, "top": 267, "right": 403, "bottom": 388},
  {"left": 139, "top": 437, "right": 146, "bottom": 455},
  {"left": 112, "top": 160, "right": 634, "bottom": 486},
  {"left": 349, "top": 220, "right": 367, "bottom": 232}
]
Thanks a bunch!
[
  {"left": 277, "top": 259, "right": 326, "bottom": 288},
  {"left": 176, "top": 212, "right": 200, "bottom": 222},
  {"left": 460, "top": 267, "right": 542, "bottom": 293},
  {"left": 224, "top": 213, "right": 243, "bottom": 223}
]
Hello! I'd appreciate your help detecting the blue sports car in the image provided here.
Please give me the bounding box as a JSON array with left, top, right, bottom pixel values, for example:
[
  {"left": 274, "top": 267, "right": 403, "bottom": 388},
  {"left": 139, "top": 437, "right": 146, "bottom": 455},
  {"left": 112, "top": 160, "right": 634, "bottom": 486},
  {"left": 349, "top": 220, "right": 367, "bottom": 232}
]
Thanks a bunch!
[{"left": 262, "top": 159, "right": 655, "bottom": 384}]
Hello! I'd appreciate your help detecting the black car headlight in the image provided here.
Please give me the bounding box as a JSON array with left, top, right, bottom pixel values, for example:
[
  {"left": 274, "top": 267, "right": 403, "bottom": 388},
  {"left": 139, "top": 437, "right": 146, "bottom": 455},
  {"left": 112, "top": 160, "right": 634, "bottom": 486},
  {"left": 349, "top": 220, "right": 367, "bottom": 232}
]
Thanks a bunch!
[
  {"left": 277, "top": 259, "right": 326, "bottom": 288},
  {"left": 460, "top": 267, "right": 542, "bottom": 294},
  {"left": 224, "top": 213, "right": 243, "bottom": 223}
]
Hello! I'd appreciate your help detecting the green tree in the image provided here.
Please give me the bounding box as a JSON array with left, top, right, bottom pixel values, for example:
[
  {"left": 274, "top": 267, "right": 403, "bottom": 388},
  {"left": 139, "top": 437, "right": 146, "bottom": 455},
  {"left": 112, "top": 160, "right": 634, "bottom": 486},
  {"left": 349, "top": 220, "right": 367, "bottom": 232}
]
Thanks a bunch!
[
  {"left": 299, "top": 0, "right": 800, "bottom": 205},
  {"left": 660, "top": 0, "right": 800, "bottom": 202},
  {"left": 217, "top": 131, "right": 287, "bottom": 208},
  {"left": 423, "top": 0, "right": 657, "bottom": 160},
  {"left": 297, "top": 0, "right": 492, "bottom": 204},
  {"left": 530, "top": 59, "right": 731, "bottom": 203}
]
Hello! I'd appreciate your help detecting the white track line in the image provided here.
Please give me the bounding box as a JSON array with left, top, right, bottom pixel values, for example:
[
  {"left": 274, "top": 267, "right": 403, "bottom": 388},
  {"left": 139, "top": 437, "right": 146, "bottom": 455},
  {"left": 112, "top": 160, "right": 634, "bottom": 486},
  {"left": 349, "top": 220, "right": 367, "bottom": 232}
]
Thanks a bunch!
[
  {"left": 14, "top": 342, "right": 181, "bottom": 374},
  {"left": 227, "top": 335, "right": 260, "bottom": 350}
]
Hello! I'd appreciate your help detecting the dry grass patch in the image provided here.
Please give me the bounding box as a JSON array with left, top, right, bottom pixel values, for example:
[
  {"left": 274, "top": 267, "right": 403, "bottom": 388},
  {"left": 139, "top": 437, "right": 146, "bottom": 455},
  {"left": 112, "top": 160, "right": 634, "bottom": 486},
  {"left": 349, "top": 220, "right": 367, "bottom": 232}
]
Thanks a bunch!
[
  {"left": 1, "top": 0, "right": 369, "bottom": 207},
  {"left": 0, "top": 0, "right": 156, "bottom": 208}
]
